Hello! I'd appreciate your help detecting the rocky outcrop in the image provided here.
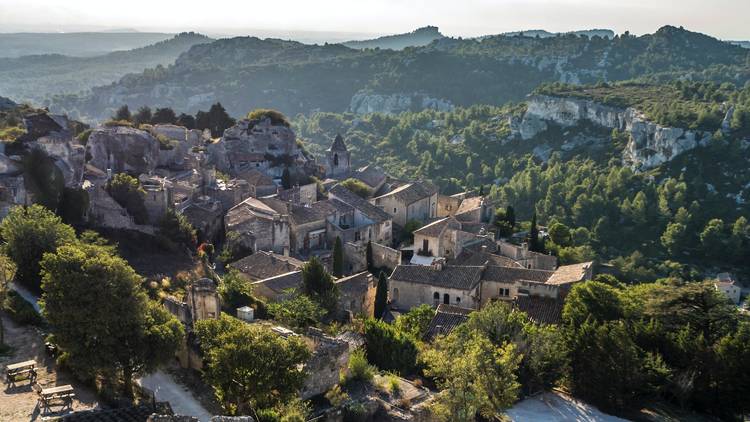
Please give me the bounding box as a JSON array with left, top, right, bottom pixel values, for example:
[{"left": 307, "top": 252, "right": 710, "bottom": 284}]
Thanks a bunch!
[
  {"left": 515, "top": 95, "right": 715, "bottom": 170},
  {"left": 0, "top": 96, "right": 17, "bottom": 110},
  {"left": 87, "top": 126, "right": 160, "bottom": 174},
  {"left": 23, "top": 113, "right": 86, "bottom": 187},
  {"left": 349, "top": 92, "right": 454, "bottom": 114}
]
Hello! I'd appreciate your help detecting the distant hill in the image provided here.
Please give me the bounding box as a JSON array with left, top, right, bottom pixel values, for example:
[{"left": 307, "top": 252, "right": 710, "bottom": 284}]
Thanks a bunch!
[
  {"left": 342, "top": 26, "right": 444, "bottom": 50},
  {"left": 0, "top": 31, "right": 178, "bottom": 58},
  {"left": 49, "top": 25, "right": 750, "bottom": 122},
  {"left": 0, "top": 32, "right": 212, "bottom": 106},
  {"left": 496, "top": 29, "right": 615, "bottom": 39},
  {"left": 730, "top": 40, "right": 750, "bottom": 49}
]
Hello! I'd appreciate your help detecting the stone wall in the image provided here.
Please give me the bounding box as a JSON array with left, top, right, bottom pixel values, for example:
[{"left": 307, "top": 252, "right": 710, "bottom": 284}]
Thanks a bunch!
[
  {"left": 343, "top": 241, "right": 367, "bottom": 275},
  {"left": 301, "top": 328, "right": 349, "bottom": 399},
  {"left": 372, "top": 242, "right": 401, "bottom": 271}
]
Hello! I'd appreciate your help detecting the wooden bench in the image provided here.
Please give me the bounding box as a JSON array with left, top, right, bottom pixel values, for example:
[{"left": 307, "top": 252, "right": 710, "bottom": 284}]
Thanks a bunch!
[
  {"left": 39, "top": 384, "right": 75, "bottom": 410},
  {"left": 5, "top": 360, "right": 37, "bottom": 384}
]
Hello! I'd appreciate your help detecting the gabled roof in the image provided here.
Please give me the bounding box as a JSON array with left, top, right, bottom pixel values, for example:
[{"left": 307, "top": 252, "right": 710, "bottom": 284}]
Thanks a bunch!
[
  {"left": 514, "top": 295, "right": 564, "bottom": 325},
  {"left": 546, "top": 262, "right": 593, "bottom": 285},
  {"left": 236, "top": 169, "right": 276, "bottom": 186},
  {"left": 481, "top": 266, "right": 554, "bottom": 284},
  {"left": 455, "top": 196, "right": 484, "bottom": 215},
  {"left": 423, "top": 304, "right": 473, "bottom": 342},
  {"left": 376, "top": 180, "right": 438, "bottom": 205},
  {"left": 335, "top": 271, "right": 374, "bottom": 297},
  {"left": 413, "top": 217, "right": 460, "bottom": 238},
  {"left": 329, "top": 184, "right": 392, "bottom": 223},
  {"left": 390, "top": 264, "right": 484, "bottom": 290},
  {"left": 448, "top": 249, "right": 523, "bottom": 268},
  {"left": 329, "top": 134, "right": 348, "bottom": 152},
  {"left": 229, "top": 251, "right": 303, "bottom": 281},
  {"left": 353, "top": 165, "right": 387, "bottom": 188}
]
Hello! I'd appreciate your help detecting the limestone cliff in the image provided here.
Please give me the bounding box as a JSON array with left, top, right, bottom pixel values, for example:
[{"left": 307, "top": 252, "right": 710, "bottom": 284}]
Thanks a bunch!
[
  {"left": 87, "top": 126, "right": 160, "bottom": 174},
  {"left": 349, "top": 92, "right": 454, "bottom": 115},
  {"left": 514, "top": 95, "right": 716, "bottom": 170}
]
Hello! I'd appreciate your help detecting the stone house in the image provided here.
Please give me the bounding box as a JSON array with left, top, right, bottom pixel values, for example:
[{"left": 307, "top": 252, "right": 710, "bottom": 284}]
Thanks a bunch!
[
  {"left": 352, "top": 165, "right": 387, "bottom": 196},
  {"left": 140, "top": 174, "right": 172, "bottom": 224},
  {"left": 326, "top": 134, "right": 351, "bottom": 178},
  {"left": 235, "top": 169, "right": 277, "bottom": 198},
  {"left": 371, "top": 180, "right": 438, "bottom": 227},
  {"left": 389, "top": 261, "right": 484, "bottom": 311},
  {"left": 228, "top": 251, "right": 303, "bottom": 281},
  {"left": 714, "top": 273, "right": 741, "bottom": 304},
  {"left": 250, "top": 271, "right": 303, "bottom": 302},
  {"left": 225, "top": 197, "right": 290, "bottom": 254},
  {"left": 181, "top": 197, "right": 224, "bottom": 244},
  {"left": 327, "top": 184, "right": 393, "bottom": 246},
  {"left": 335, "top": 271, "right": 376, "bottom": 318},
  {"left": 412, "top": 216, "right": 470, "bottom": 260},
  {"left": 497, "top": 240, "right": 558, "bottom": 270},
  {"left": 277, "top": 182, "right": 317, "bottom": 206}
]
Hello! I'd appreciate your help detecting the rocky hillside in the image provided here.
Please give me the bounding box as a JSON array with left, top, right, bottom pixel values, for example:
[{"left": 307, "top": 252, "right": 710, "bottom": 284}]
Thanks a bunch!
[
  {"left": 0, "top": 31, "right": 176, "bottom": 58},
  {"left": 342, "top": 26, "right": 444, "bottom": 50},
  {"left": 0, "top": 32, "right": 211, "bottom": 106},
  {"left": 50, "top": 26, "right": 750, "bottom": 122}
]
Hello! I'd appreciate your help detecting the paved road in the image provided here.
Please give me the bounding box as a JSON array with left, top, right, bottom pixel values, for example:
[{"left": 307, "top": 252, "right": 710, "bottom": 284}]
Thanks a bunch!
[{"left": 138, "top": 370, "right": 212, "bottom": 422}]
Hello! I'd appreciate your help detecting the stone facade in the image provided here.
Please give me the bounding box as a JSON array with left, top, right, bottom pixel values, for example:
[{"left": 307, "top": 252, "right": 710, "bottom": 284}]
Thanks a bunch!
[
  {"left": 326, "top": 134, "right": 351, "bottom": 178},
  {"left": 300, "top": 328, "right": 350, "bottom": 399},
  {"left": 225, "top": 197, "right": 291, "bottom": 254},
  {"left": 371, "top": 181, "right": 438, "bottom": 227}
]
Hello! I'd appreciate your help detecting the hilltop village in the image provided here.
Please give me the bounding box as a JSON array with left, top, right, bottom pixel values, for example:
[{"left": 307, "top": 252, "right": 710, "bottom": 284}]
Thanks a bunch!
[{"left": 2, "top": 98, "right": 748, "bottom": 422}]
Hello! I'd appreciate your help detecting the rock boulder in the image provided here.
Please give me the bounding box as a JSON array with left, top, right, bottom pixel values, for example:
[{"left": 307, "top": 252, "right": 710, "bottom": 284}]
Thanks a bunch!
[{"left": 87, "top": 126, "right": 160, "bottom": 174}]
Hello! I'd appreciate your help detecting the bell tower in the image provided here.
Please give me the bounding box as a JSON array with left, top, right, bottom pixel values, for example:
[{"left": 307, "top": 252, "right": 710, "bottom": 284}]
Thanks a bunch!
[{"left": 326, "top": 134, "right": 350, "bottom": 178}]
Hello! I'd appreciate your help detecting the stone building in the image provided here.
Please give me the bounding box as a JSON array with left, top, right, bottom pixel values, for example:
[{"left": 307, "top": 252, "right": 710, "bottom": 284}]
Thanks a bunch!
[
  {"left": 326, "top": 134, "right": 350, "bottom": 178},
  {"left": 327, "top": 184, "right": 393, "bottom": 246},
  {"left": 496, "top": 240, "right": 558, "bottom": 270},
  {"left": 181, "top": 197, "right": 224, "bottom": 244},
  {"left": 235, "top": 169, "right": 277, "bottom": 198},
  {"left": 225, "top": 197, "right": 291, "bottom": 254},
  {"left": 371, "top": 180, "right": 438, "bottom": 227},
  {"left": 228, "top": 251, "right": 303, "bottom": 281},
  {"left": 335, "top": 272, "right": 376, "bottom": 318},
  {"left": 351, "top": 165, "right": 387, "bottom": 196},
  {"left": 140, "top": 174, "right": 172, "bottom": 224}
]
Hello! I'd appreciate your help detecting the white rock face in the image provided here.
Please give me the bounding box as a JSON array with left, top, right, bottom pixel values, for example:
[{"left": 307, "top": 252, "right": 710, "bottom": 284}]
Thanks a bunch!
[
  {"left": 518, "top": 95, "right": 714, "bottom": 170},
  {"left": 349, "top": 92, "right": 454, "bottom": 114}
]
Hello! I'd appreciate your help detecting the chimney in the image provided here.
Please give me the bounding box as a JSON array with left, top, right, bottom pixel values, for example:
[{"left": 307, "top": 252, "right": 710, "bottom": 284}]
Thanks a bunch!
[
  {"left": 481, "top": 245, "right": 487, "bottom": 253},
  {"left": 431, "top": 257, "right": 446, "bottom": 270}
]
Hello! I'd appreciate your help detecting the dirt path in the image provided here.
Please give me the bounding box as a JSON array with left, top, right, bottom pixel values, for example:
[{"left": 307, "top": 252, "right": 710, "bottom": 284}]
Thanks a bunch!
[
  {"left": 138, "top": 370, "right": 212, "bottom": 422},
  {"left": 0, "top": 314, "right": 98, "bottom": 421}
]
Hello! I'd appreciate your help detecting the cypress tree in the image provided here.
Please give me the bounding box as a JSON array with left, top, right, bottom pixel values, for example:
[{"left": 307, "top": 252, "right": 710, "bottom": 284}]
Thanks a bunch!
[
  {"left": 366, "top": 240, "right": 374, "bottom": 272},
  {"left": 374, "top": 271, "right": 388, "bottom": 319},
  {"left": 332, "top": 236, "right": 343, "bottom": 277},
  {"left": 506, "top": 205, "right": 516, "bottom": 228}
]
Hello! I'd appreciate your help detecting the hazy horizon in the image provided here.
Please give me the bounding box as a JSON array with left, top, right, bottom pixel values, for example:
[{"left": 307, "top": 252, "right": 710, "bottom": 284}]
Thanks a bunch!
[{"left": 1, "top": 0, "right": 749, "bottom": 41}]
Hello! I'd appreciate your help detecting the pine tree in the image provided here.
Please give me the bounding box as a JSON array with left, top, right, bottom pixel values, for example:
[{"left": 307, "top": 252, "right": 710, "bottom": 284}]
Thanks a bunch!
[
  {"left": 332, "top": 236, "right": 343, "bottom": 277},
  {"left": 528, "top": 212, "right": 543, "bottom": 253},
  {"left": 366, "top": 240, "right": 374, "bottom": 272},
  {"left": 374, "top": 271, "right": 388, "bottom": 319},
  {"left": 505, "top": 205, "right": 516, "bottom": 227},
  {"left": 113, "top": 105, "right": 132, "bottom": 122}
]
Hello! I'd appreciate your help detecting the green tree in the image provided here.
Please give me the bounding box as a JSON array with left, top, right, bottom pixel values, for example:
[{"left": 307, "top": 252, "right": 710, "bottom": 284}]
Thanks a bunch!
[
  {"left": 562, "top": 281, "right": 625, "bottom": 328},
  {"left": 0, "top": 205, "right": 76, "bottom": 292},
  {"left": 661, "top": 221, "right": 689, "bottom": 256},
  {"left": 196, "top": 102, "right": 236, "bottom": 137},
  {"left": 339, "top": 178, "right": 370, "bottom": 199},
  {"left": 268, "top": 293, "right": 325, "bottom": 329},
  {"left": 133, "top": 106, "right": 153, "bottom": 125},
  {"left": 40, "top": 243, "right": 184, "bottom": 398},
  {"left": 365, "top": 240, "right": 374, "bottom": 272},
  {"left": 113, "top": 105, "right": 132, "bottom": 122},
  {"left": 194, "top": 315, "right": 311, "bottom": 415},
  {"left": 548, "top": 222, "right": 572, "bottom": 247},
  {"left": 176, "top": 113, "right": 196, "bottom": 129},
  {"left": 363, "top": 318, "right": 419, "bottom": 374},
  {"left": 394, "top": 304, "right": 435, "bottom": 339},
  {"left": 152, "top": 107, "right": 177, "bottom": 124},
  {"left": 332, "top": 236, "right": 343, "bottom": 277},
  {"left": 158, "top": 209, "right": 197, "bottom": 249},
  {"left": 423, "top": 333, "right": 521, "bottom": 421},
  {"left": 106, "top": 173, "right": 149, "bottom": 224},
  {"left": 0, "top": 254, "right": 17, "bottom": 346},
  {"left": 301, "top": 256, "right": 337, "bottom": 312},
  {"left": 281, "top": 167, "right": 292, "bottom": 190},
  {"left": 700, "top": 218, "right": 725, "bottom": 259},
  {"left": 528, "top": 212, "right": 544, "bottom": 253},
  {"left": 374, "top": 271, "right": 388, "bottom": 319}
]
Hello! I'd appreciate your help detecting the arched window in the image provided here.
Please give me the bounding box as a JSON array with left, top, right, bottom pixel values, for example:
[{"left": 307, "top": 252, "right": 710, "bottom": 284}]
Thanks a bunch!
[
  {"left": 333, "top": 153, "right": 339, "bottom": 166},
  {"left": 455, "top": 297, "right": 461, "bottom": 304},
  {"left": 443, "top": 293, "right": 450, "bottom": 305},
  {"left": 433, "top": 292, "right": 440, "bottom": 307}
]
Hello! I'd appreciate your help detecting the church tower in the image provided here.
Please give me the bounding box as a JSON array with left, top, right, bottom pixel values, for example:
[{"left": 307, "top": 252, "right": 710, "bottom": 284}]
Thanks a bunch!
[{"left": 326, "top": 134, "right": 351, "bottom": 178}]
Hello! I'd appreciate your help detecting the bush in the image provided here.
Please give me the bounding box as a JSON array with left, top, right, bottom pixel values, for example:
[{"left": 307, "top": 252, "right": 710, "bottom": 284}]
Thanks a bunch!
[
  {"left": 247, "top": 109, "right": 290, "bottom": 127},
  {"left": 346, "top": 348, "right": 376, "bottom": 384},
  {"left": 102, "top": 119, "right": 133, "bottom": 128},
  {"left": 339, "top": 178, "right": 370, "bottom": 198},
  {"left": 385, "top": 372, "right": 401, "bottom": 395},
  {"left": 158, "top": 209, "right": 197, "bottom": 249},
  {"left": 3, "top": 290, "right": 42, "bottom": 326},
  {"left": 106, "top": 173, "right": 149, "bottom": 224},
  {"left": 325, "top": 384, "right": 349, "bottom": 407}
]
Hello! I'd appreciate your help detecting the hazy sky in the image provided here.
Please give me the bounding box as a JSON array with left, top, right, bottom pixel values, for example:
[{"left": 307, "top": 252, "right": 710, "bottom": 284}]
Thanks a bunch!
[{"left": 1, "top": 0, "right": 748, "bottom": 40}]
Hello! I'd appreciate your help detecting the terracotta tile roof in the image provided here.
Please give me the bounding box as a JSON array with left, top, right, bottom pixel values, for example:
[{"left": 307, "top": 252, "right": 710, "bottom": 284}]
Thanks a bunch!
[
  {"left": 546, "top": 262, "right": 593, "bottom": 285},
  {"left": 329, "top": 185, "right": 391, "bottom": 223},
  {"left": 229, "top": 251, "right": 303, "bottom": 281},
  {"left": 390, "top": 264, "right": 484, "bottom": 290},
  {"left": 481, "top": 266, "right": 554, "bottom": 284},
  {"left": 335, "top": 271, "right": 373, "bottom": 297},
  {"left": 514, "top": 295, "right": 564, "bottom": 325},
  {"left": 455, "top": 196, "right": 484, "bottom": 215},
  {"left": 423, "top": 304, "right": 473, "bottom": 341}
]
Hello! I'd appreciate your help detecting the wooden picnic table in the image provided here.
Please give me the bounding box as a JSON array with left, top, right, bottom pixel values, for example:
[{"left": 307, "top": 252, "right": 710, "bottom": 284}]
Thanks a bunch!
[
  {"left": 39, "top": 384, "right": 75, "bottom": 409},
  {"left": 5, "top": 360, "right": 37, "bottom": 383}
]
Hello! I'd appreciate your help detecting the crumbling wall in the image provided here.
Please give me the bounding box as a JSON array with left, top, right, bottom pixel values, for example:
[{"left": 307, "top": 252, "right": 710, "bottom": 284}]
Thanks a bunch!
[{"left": 372, "top": 242, "right": 401, "bottom": 271}]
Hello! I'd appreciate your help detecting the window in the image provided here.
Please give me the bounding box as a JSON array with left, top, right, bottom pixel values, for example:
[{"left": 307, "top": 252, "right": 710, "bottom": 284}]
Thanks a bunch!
[
  {"left": 393, "top": 207, "right": 397, "bottom": 213},
  {"left": 355, "top": 231, "right": 361, "bottom": 241},
  {"left": 443, "top": 293, "right": 450, "bottom": 305},
  {"left": 433, "top": 292, "right": 440, "bottom": 307},
  {"left": 499, "top": 288, "right": 510, "bottom": 297},
  {"left": 455, "top": 297, "right": 461, "bottom": 304},
  {"left": 333, "top": 153, "right": 339, "bottom": 166},
  {"left": 422, "top": 239, "right": 429, "bottom": 254}
]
